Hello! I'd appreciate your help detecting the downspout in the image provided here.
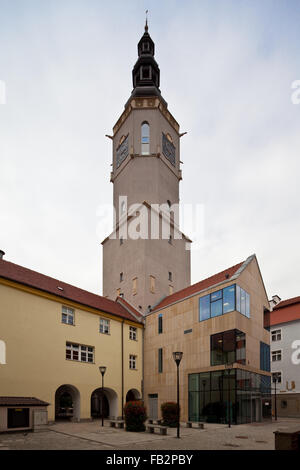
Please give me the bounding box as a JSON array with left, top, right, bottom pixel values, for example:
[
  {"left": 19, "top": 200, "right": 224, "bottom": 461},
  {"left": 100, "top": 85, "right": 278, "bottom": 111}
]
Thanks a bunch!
[
  {"left": 121, "top": 320, "right": 124, "bottom": 419},
  {"left": 142, "top": 321, "right": 145, "bottom": 402}
]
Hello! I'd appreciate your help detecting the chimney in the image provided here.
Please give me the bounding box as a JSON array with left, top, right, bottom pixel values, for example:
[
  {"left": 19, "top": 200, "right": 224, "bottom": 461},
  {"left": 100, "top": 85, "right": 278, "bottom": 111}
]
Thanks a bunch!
[
  {"left": 269, "top": 294, "right": 281, "bottom": 311},
  {"left": 0, "top": 250, "right": 5, "bottom": 260}
]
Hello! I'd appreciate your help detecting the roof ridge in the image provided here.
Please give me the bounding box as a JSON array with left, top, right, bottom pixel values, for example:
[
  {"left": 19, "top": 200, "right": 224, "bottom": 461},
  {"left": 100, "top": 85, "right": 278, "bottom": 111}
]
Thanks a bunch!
[
  {"left": 274, "top": 296, "right": 300, "bottom": 309},
  {"left": 151, "top": 258, "right": 245, "bottom": 313},
  {"left": 0, "top": 259, "right": 116, "bottom": 305},
  {"left": 0, "top": 259, "right": 140, "bottom": 323}
]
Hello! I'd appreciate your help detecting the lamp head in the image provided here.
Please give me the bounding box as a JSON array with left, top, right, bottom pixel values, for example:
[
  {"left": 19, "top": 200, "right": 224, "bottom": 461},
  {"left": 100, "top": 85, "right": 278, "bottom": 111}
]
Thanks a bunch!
[
  {"left": 99, "top": 366, "right": 107, "bottom": 376},
  {"left": 172, "top": 351, "right": 183, "bottom": 366}
]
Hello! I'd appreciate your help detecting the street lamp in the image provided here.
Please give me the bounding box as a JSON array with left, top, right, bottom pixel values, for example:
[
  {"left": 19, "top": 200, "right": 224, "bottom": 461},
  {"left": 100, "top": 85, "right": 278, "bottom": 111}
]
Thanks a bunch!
[
  {"left": 225, "top": 363, "right": 234, "bottom": 428},
  {"left": 172, "top": 351, "right": 183, "bottom": 438},
  {"left": 273, "top": 373, "right": 280, "bottom": 421},
  {"left": 99, "top": 366, "right": 107, "bottom": 427}
]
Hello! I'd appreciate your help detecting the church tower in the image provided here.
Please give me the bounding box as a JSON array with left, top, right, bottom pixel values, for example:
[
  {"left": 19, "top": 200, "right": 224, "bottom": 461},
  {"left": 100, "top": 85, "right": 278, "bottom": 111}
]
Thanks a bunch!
[{"left": 102, "top": 23, "right": 191, "bottom": 313}]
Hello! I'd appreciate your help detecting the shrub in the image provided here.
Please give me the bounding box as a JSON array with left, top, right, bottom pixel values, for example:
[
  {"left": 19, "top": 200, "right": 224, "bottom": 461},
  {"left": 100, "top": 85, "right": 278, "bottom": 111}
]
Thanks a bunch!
[
  {"left": 124, "top": 401, "right": 147, "bottom": 432},
  {"left": 161, "top": 402, "right": 179, "bottom": 427}
]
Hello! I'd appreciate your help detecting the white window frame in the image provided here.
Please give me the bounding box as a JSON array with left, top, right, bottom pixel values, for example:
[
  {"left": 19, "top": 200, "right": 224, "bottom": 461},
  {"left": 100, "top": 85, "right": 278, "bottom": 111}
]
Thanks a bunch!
[
  {"left": 62, "top": 306, "right": 75, "bottom": 325},
  {"left": 129, "top": 326, "right": 137, "bottom": 341},
  {"left": 271, "top": 329, "right": 282, "bottom": 342},
  {"left": 99, "top": 318, "right": 110, "bottom": 335},
  {"left": 129, "top": 354, "right": 137, "bottom": 370},
  {"left": 66, "top": 342, "right": 94, "bottom": 363},
  {"left": 272, "top": 349, "right": 282, "bottom": 362}
]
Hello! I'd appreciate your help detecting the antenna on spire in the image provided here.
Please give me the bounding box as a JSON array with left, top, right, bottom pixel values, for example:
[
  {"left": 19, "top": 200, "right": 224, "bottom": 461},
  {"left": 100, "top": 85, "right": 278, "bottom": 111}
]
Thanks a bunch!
[{"left": 145, "top": 10, "right": 149, "bottom": 32}]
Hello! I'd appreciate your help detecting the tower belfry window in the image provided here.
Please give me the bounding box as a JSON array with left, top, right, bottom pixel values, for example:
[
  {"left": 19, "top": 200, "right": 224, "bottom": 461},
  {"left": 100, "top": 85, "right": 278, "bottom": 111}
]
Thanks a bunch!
[{"left": 141, "top": 122, "right": 150, "bottom": 155}]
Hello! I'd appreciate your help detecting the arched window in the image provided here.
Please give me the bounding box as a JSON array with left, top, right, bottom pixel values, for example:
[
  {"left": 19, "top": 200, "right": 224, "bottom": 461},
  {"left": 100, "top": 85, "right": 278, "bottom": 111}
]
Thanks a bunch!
[{"left": 141, "top": 122, "right": 150, "bottom": 155}]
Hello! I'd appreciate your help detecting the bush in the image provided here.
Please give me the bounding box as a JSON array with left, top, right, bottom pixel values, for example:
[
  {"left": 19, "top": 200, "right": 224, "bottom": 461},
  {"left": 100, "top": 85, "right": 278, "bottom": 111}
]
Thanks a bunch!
[
  {"left": 124, "top": 401, "right": 147, "bottom": 432},
  {"left": 161, "top": 402, "right": 179, "bottom": 427}
]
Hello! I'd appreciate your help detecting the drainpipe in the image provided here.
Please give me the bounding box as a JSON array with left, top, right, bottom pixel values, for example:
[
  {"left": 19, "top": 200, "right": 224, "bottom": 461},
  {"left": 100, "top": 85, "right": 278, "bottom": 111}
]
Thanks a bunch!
[
  {"left": 142, "top": 323, "right": 145, "bottom": 402},
  {"left": 121, "top": 320, "right": 124, "bottom": 419}
]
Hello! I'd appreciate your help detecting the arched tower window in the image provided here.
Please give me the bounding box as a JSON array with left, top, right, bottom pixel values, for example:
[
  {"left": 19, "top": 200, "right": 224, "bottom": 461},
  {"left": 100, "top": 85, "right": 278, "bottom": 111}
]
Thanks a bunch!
[{"left": 141, "top": 122, "right": 150, "bottom": 155}]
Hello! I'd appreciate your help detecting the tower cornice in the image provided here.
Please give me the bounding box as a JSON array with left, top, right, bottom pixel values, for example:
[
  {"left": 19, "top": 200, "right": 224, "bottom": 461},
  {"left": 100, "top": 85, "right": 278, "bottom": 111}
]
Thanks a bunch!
[{"left": 113, "top": 96, "right": 180, "bottom": 136}]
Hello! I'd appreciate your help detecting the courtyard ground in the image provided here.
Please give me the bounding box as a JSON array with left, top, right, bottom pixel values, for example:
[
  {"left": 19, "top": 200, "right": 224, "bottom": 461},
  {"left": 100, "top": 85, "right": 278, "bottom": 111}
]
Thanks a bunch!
[{"left": 0, "top": 418, "right": 299, "bottom": 450}]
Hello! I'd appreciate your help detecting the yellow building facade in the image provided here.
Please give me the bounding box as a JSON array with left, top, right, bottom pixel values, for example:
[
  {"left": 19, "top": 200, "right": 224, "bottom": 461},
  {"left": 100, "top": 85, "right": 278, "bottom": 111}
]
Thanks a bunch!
[{"left": 0, "top": 259, "right": 143, "bottom": 430}]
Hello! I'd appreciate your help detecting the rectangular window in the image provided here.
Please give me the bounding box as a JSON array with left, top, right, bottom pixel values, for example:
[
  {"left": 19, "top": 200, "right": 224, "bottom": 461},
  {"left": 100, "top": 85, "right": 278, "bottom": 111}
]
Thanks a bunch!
[
  {"left": 260, "top": 342, "right": 271, "bottom": 371},
  {"left": 199, "top": 284, "right": 242, "bottom": 322},
  {"left": 211, "top": 299, "right": 223, "bottom": 317},
  {"left": 211, "top": 330, "right": 245, "bottom": 366},
  {"left": 62, "top": 306, "right": 74, "bottom": 325},
  {"left": 223, "top": 285, "right": 236, "bottom": 314},
  {"left": 129, "top": 354, "right": 137, "bottom": 370},
  {"left": 150, "top": 275, "right": 155, "bottom": 293},
  {"left": 272, "top": 350, "right": 282, "bottom": 362},
  {"left": 158, "top": 348, "right": 163, "bottom": 373},
  {"left": 236, "top": 285, "right": 250, "bottom": 318},
  {"left": 100, "top": 318, "right": 110, "bottom": 335},
  {"left": 199, "top": 295, "right": 210, "bottom": 321},
  {"left": 168, "top": 272, "right": 173, "bottom": 282},
  {"left": 120, "top": 272, "right": 124, "bottom": 282},
  {"left": 271, "top": 329, "right": 282, "bottom": 342},
  {"left": 132, "top": 277, "right": 137, "bottom": 296},
  {"left": 66, "top": 342, "right": 94, "bottom": 363},
  {"left": 129, "top": 326, "right": 137, "bottom": 341},
  {"left": 158, "top": 314, "right": 163, "bottom": 334}
]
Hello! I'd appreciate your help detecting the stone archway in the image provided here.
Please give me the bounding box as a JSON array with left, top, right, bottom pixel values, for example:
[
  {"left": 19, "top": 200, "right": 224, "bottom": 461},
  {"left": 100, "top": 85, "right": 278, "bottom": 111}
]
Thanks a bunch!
[
  {"left": 91, "top": 388, "right": 118, "bottom": 419},
  {"left": 126, "top": 389, "right": 141, "bottom": 402},
  {"left": 55, "top": 384, "right": 80, "bottom": 422}
]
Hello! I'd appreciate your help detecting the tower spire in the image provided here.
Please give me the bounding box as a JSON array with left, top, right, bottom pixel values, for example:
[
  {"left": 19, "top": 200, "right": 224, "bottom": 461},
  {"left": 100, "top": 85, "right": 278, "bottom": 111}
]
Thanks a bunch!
[
  {"left": 145, "top": 10, "right": 148, "bottom": 32},
  {"left": 125, "top": 18, "right": 167, "bottom": 108}
]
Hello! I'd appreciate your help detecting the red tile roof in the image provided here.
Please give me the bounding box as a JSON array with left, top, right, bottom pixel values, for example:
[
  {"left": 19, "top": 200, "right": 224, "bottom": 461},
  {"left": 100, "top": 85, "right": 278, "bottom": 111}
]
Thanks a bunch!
[
  {"left": 270, "top": 296, "right": 300, "bottom": 326},
  {"left": 116, "top": 296, "right": 143, "bottom": 319},
  {"left": 152, "top": 260, "right": 245, "bottom": 312},
  {"left": 0, "top": 397, "right": 49, "bottom": 407},
  {"left": 0, "top": 259, "right": 142, "bottom": 323}
]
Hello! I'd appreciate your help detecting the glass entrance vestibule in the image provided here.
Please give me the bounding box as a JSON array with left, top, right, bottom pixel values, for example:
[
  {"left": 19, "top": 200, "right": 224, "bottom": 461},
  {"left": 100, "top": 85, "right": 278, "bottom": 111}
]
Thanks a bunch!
[{"left": 188, "top": 369, "right": 271, "bottom": 425}]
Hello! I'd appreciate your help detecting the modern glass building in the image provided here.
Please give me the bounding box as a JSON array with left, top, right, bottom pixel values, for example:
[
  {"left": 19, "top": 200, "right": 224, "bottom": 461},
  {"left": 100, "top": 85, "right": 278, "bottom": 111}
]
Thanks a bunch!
[
  {"left": 189, "top": 370, "right": 272, "bottom": 424},
  {"left": 145, "top": 254, "right": 272, "bottom": 425}
]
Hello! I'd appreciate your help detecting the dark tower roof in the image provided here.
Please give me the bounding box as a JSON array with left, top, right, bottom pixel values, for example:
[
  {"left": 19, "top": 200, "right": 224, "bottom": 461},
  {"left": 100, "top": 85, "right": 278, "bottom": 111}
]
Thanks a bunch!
[{"left": 125, "top": 22, "right": 167, "bottom": 108}]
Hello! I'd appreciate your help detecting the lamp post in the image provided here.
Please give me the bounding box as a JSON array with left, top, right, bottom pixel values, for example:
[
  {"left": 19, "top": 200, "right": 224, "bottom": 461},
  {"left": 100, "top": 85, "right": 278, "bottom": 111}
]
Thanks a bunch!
[
  {"left": 273, "top": 373, "right": 279, "bottom": 421},
  {"left": 99, "top": 366, "right": 107, "bottom": 427},
  {"left": 225, "top": 363, "right": 233, "bottom": 428},
  {"left": 172, "top": 351, "right": 183, "bottom": 438}
]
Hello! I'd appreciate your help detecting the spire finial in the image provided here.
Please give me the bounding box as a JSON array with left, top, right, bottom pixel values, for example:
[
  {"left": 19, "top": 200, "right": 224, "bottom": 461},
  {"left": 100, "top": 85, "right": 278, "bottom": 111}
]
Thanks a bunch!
[{"left": 145, "top": 10, "right": 149, "bottom": 32}]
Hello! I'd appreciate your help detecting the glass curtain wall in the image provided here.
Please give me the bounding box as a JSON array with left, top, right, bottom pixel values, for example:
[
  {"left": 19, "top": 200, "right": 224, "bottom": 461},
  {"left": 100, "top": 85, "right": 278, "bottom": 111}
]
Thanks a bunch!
[{"left": 189, "top": 370, "right": 271, "bottom": 424}]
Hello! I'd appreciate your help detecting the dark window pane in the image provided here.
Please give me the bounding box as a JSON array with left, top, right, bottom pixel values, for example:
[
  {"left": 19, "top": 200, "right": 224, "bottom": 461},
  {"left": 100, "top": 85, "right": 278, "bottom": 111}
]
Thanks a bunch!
[
  {"left": 223, "top": 285, "right": 235, "bottom": 313},
  {"left": 189, "top": 374, "right": 200, "bottom": 392},
  {"left": 211, "top": 371, "right": 223, "bottom": 390},
  {"left": 158, "top": 314, "right": 163, "bottom": 334},
  {"left": 211, "top": 333, "right": 224, "bottom": 365},
  {"left": 199, "top": 295, "right": 210, "bottom": 321},
  {"left": 211, "top": 299, "right": 222, "bottom": 317},
  {"left": 223, "top": 330, "right": 236, "bottom": 352}
]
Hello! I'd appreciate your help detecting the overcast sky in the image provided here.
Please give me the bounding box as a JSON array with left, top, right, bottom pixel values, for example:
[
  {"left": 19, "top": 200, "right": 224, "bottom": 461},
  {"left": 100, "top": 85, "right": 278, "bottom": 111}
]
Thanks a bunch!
[{"left": 0, "top": 0, "right": 299, "bottom": 302}]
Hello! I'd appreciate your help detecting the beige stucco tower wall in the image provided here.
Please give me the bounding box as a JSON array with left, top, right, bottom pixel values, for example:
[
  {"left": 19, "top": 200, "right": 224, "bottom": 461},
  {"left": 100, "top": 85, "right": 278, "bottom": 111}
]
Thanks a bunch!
[{"left": 102, "top": 28, "right": 191, "bottom": 312}]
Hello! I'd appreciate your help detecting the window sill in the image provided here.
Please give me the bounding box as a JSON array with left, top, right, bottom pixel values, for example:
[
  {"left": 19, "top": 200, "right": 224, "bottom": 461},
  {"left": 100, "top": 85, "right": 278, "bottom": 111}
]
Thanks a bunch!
[
  {"left": 61, "top": 322, "right": 76, "bottom": 327},
  {"left": 66, "top": 359, "right": 95, "bottom": 365}
]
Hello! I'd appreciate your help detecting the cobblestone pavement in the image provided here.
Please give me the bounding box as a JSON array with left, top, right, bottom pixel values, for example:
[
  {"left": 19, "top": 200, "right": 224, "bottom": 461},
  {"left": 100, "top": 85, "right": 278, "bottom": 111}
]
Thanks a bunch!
[{"left": 0, "top": 418, "right": 299, "bottom": 450}]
